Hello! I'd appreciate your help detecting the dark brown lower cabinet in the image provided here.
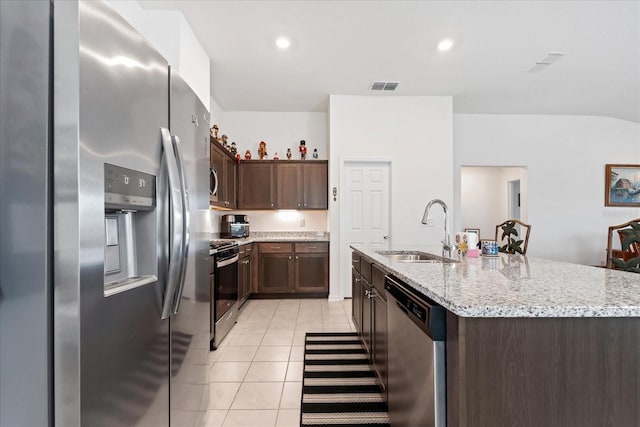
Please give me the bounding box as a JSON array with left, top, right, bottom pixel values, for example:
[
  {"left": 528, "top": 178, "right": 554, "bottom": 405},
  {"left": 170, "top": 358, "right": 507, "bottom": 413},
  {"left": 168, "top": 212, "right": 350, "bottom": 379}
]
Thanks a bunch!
[
  {"left": 294, "top": 243, "right": 329, "bottom": 294},
  {"left": 446, "top": 313, "right": 640, "bottom": 427},
  {"left": 361, "top": 278, "right": 372, "bottom": 353},
  {"left": 352, "top": 266, "right": 362, "bottom": 332},
  {"left": 351, "top": 254, "right": 388, "bottom": 392},
  {"left": 257, "top": 242, "right": 328, "bottom": 296},
  {"left": 371, "top": 265, "right": 388, "bottom": 392},
  {"left": 259, "top": 253, "right": 294, "bottom": 293},
  {"left": 237, "top": 244, "right": 252, "bottom": 307}
]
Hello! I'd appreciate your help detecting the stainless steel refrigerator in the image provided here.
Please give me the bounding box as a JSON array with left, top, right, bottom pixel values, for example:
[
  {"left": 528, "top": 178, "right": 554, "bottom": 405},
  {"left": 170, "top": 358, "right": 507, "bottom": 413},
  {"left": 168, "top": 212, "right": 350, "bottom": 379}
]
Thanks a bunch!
[{"left": 0, "top": 1, "right": 210, "bottom": 426}]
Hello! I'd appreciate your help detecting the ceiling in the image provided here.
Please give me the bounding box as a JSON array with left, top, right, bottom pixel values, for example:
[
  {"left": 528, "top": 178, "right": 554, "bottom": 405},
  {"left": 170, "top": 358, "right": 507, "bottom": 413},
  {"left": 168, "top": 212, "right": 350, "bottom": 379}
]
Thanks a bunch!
[{"left": 140, "top": 1, "right": 640, "bottom": 122}]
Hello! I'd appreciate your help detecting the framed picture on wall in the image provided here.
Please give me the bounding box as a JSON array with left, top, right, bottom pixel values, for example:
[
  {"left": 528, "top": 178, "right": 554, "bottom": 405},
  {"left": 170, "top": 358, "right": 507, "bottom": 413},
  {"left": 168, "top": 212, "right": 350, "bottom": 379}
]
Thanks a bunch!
[
  {"left": 464, "top": 228, "right": 480, "bottom": 239},
  {"left": 605, "top": 164, "right": 640, "bottom": 207}
]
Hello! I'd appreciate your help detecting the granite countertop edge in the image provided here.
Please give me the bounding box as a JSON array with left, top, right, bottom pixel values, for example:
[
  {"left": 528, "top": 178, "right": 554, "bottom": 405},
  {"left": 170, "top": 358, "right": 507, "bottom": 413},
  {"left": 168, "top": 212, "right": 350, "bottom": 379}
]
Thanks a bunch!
[{"left": 352, "top": 244, "right": 640, "bottom": 319}]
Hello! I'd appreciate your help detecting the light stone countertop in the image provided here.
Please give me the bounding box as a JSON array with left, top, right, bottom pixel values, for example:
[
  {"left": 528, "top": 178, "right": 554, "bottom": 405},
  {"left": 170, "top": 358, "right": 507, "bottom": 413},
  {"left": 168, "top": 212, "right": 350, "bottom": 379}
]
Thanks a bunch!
[
  {"left": 210, "top": 231, "right": 329, "bottom": 246},
  {"left": 352, "top": 244, "right": 640, "bottom": 318}
]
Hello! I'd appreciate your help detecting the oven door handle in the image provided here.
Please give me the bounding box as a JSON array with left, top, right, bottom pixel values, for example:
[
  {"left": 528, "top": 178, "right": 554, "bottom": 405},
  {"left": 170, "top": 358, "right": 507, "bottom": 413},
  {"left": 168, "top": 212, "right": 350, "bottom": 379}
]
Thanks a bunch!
[{"left": 216, "top": 254, "right": 239, "bottom": 269}]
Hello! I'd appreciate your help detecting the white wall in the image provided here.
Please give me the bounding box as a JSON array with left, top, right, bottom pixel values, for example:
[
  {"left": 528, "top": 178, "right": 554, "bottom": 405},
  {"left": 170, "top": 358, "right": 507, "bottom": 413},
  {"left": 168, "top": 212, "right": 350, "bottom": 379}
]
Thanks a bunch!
[
  {"left": 461, "top": 166, "right": 527, "bottom": 240},
  {"left": 222, "top": 112, "right": 328, "bottom": 161},
  {"left": 206, "top": 110, "right": 330, "bottom": 234},
  {"left": 105, "top": 1, "right": 210, "bottom": 110},
  {"left": 329, "top": 95, "right": 454, "bottom": 299},
  {"left": 454, "top": 114, "right": 640, "bottom": 266}
]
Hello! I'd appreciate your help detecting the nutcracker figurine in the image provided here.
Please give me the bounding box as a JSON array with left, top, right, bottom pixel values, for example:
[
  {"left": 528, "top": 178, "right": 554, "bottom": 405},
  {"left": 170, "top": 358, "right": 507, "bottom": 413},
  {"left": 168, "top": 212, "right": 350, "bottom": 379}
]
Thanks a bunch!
[
  {"left": 286, "top": 148, "right": 292, "bottom": 160},
  {"left": 299, "top": 140, "right": 307, "bottom": 160},
  {"left": 258, "top": 141, "right": 268, "bottom": 160},
  {"left": 312, "top": 148, "right": 318, "bottom": 159}
]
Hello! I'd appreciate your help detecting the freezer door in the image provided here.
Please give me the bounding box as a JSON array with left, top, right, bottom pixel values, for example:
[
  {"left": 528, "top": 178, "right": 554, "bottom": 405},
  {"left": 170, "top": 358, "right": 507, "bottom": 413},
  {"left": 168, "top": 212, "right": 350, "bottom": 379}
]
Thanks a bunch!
[
  {"left": 0, "top": 1, "right": 52, "bottom": 426},
  {"left": 169, "top": 71, "right": 211, "bottom": 426},
  {"left": 54, "top": 1, "right": 170, "bottom": 426}
]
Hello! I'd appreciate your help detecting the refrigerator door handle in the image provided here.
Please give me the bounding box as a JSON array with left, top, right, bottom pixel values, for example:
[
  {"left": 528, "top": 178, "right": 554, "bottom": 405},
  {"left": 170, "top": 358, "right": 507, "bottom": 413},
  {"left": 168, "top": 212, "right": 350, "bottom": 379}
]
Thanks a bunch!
[
  {"left": 170, "top": 134, "right": 190, "bottom": 314},
  {"left": 160, "top": 127, "right": 184, "bottom": 319}
]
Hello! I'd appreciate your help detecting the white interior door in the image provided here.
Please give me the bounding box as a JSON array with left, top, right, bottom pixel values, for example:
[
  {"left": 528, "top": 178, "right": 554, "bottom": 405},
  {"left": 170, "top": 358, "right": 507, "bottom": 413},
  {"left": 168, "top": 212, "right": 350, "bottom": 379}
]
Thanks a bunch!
[{"left": 341, "top": 161, "right": 390, "bottom": 298}]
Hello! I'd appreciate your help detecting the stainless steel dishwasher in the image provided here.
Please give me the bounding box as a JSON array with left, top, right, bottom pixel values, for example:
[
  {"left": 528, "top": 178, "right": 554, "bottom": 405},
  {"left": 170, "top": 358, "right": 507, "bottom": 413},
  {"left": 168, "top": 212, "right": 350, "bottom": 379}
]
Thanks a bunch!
[{"left": 385, "top": 275, "right": 446, "bottom": 427}]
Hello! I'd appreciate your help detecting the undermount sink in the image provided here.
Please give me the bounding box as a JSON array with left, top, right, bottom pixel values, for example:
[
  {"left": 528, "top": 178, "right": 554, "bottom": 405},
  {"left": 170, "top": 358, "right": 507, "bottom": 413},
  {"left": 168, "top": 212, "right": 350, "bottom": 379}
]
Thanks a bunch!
[{"left": 376, "top": 251, "right": 457, "bottom": 263}]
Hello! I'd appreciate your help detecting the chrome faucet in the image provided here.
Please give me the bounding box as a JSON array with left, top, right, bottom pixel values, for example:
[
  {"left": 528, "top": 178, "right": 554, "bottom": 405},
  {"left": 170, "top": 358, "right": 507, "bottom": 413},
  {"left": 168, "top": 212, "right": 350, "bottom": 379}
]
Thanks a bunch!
[{"left": 421, "top": 199, "right": 452, "bottom": 255}]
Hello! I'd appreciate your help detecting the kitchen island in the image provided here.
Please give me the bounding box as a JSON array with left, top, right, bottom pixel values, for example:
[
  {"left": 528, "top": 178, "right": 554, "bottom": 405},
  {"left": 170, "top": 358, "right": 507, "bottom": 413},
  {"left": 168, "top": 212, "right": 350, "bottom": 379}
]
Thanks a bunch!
[{"left": 352, "top": 244, "right": 640, "bottom": 427}]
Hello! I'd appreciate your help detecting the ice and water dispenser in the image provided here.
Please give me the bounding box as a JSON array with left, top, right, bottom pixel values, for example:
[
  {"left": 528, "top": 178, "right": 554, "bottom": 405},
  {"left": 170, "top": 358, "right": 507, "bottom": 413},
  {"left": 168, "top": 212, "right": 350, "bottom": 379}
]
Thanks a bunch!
[{"left": 104, "top": 163, "right": 158, "bottom": 296}]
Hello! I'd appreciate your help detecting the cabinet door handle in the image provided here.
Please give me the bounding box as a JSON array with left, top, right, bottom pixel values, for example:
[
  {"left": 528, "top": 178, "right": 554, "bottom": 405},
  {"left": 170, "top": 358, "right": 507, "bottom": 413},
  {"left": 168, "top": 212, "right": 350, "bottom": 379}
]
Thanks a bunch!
[
  {"left": 271, "top": 246, "right": 280, "bottom": 250},
  {"left": 289, "top": 256, "right": 292, "bottom": 260},
  {"left": 295, "top": 256, "right": 299, "bottom": 260},
  {"left": 297, "top": 203, "right": 301, "bottom": 207},
  {"left": 307, "top": 246, "right": 317, "bottom": 249}
]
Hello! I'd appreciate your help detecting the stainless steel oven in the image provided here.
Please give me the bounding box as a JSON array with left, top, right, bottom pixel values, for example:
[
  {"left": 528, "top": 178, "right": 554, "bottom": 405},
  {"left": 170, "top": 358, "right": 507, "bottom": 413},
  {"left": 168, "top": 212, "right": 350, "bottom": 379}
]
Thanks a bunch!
[{"left": 210, "top": 242, "right": 239, "bottom": 350}]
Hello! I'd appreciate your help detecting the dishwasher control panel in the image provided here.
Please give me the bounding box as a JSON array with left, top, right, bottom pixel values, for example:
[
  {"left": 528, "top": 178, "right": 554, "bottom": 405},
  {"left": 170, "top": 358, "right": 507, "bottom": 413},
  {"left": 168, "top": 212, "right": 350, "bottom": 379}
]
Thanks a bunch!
[{"left": 385, "top": 275, "right": 446, "bottom": 341}]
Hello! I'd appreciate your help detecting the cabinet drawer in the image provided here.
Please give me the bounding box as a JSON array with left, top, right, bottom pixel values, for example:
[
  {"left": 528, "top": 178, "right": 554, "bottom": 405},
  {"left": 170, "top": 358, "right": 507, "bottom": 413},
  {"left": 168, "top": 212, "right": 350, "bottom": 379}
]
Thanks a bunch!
[
  {"left": 239, "top": 243, "right": 252, "bottom": 256},
  {"left": 258, "top": 242, "right": 293, "bottom": 253},
  {"left": 295, "top": 242, "right": 328, "bottom": 253}
]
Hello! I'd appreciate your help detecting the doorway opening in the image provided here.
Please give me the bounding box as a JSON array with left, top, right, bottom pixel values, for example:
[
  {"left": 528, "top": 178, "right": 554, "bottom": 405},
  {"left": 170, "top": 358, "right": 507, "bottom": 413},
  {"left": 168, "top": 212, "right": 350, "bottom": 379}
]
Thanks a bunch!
[{"left": 460, "top": 166, "right": 527, "bottom": 241}]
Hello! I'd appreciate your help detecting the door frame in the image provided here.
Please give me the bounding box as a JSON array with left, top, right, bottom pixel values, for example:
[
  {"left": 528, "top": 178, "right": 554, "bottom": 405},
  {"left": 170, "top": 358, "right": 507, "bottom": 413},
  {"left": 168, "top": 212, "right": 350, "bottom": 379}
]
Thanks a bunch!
[
  {"left": 337, "top": 158, "right": 392, "bottom": 300},
  {"left": 508, "top": 179, "right": 521, "bottom": 221}
]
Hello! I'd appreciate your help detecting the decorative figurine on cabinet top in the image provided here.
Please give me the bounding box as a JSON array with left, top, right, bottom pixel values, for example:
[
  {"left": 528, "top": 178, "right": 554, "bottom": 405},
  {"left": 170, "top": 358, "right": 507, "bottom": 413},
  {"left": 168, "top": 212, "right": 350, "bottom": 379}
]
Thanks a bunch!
[
  {"left": 236, "top": 153, "right": 241, "bottom": 164},
  {"left": 286, "top": 148, "right": 292, "bottom": 160},
  {"left": 220, "top": 134, "right": 229, "bottom": 149},
  {"left": 299, "top": 140, "right": 307, "bottom": 160},
  {"left": 312, "top": 148, "right": 318, "bottom": 159},
  {"left": 244, "top": 150, "right": 252, "bottom": 160},
  {"left": 258, "top": 141, "right": 268, "bottom": 160},
  {"left": 273, "top": 152, "right": 279, "bottom": 160},
  {"left": 211, "top": 124, "right": 220, "bottom": 142},
  {"left": 230, "top": 141, "right": 237, "bottom": 156}
]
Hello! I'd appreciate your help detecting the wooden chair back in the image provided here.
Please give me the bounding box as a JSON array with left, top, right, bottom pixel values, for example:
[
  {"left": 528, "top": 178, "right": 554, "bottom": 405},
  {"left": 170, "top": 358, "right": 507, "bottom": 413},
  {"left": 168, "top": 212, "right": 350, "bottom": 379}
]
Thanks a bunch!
[
  {"left": 606, "top": 218, "right": 640, "bottom": 270},
  {"left": 495, "top": 219, "right": 531, "bottom": 255}
]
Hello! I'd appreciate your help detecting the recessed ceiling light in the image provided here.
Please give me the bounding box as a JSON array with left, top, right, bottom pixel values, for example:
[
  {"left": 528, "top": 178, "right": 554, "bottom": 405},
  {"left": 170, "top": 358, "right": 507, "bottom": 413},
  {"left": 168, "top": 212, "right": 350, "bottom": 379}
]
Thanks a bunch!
[
  {"left": 275, "top": 37, "right": 291, "bottom": 50},
  {"left": 437, "top": 39, "right": 454, "bottom": 52}
]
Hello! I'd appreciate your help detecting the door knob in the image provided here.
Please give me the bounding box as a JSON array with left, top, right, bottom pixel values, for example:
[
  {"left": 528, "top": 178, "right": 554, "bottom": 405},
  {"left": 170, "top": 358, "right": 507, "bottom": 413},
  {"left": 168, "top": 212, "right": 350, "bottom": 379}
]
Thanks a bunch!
[{"left": 383, "top": 235, "right": 390, "bottom": 240}]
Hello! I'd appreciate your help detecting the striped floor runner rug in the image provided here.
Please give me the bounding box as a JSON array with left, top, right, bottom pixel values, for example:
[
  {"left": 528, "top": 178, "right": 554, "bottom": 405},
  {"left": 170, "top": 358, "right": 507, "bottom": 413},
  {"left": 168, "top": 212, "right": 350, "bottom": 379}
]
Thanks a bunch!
[{"left": 301, "top": 332, "right": 390, "bottom": 426}]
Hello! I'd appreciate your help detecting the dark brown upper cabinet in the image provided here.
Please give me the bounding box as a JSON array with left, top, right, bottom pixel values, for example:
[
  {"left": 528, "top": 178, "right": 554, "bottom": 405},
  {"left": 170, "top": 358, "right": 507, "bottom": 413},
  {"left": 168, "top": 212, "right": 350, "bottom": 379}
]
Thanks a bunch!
[{"left": 238, "top": 160, "right": 327, "bottom": 210}]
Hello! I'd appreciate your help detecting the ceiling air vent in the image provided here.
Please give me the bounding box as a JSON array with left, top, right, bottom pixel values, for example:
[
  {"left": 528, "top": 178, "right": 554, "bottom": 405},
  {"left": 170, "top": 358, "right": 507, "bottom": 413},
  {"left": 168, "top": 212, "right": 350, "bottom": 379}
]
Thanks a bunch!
[
  {"left": 369, "top": 81, "right": 399, "bottom": 91},
  {"left": 527, "top": 51, "right": 566, "bottom": 73}
]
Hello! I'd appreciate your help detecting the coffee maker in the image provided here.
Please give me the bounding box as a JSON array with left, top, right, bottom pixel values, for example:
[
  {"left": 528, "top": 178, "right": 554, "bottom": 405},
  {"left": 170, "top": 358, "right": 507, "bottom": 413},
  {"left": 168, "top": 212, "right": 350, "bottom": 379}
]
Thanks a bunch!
[{"left": 220, "top": 214, "right": 250, "bottom": 238}]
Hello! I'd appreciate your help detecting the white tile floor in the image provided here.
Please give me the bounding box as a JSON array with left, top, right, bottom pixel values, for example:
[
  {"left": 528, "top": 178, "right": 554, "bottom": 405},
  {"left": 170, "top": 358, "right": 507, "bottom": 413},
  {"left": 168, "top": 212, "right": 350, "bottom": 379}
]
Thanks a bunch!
[{"left": 204, "top": 298, "right": 355, "bottom": 427}]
